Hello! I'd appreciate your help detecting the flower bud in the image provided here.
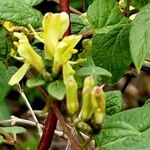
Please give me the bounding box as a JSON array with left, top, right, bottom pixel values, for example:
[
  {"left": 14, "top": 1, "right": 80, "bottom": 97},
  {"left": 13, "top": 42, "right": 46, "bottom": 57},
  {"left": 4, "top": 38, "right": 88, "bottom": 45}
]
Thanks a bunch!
[
  {"left": 65, "top": 77, "right": 79, "bottom": 115},
  {"left": 80, "top": 76, "right": 95, "bottom": 121},
  {"left": 76, "top": 121, "right": 92, "bottom": 134},
  {"left": 92, "top": 85, "right": 105, "bottom": 124}
]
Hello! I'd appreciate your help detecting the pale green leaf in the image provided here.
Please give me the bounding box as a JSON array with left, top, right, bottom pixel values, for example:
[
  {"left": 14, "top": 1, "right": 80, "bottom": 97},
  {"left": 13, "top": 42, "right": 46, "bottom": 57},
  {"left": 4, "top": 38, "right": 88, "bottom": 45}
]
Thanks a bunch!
[
  {"left": 0, "top": 0, "right": 43, "bottom": 28},
  {"left": 126, "top": 0, "right": 150, "bottom": 9},
  {"left": 0, "top": 135, "right": 5, "bottom": 143},
  {"left": 130, "top": 3, "right": 150, "bottom": 72},
  {"left": 2, "top": 126, "right": 27, "bottom": 135},
  {"left": 95, "top": 105, "right": 150, "bottom": 150},
  {"left": 75, "top": 65, "right": 111, "bottom": 86},
  {"left": 105, "top": 91, "right": 123, "bottom": 115},
  {"left": 76, "top": 66, "right": 112, "bottom": 77},
  {"left": 27, "top": 76, "right": 45, "bottom": 88},
  {"left": 47, "top": 80, "right": 66, "bottom": 100}
]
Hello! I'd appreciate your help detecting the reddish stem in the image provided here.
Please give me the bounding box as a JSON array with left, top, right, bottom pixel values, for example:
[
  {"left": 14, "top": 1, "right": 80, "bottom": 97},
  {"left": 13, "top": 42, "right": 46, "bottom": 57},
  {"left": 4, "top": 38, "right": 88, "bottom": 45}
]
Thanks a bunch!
[
  {"left": 38, "top": 105, "right": 58, "bottom": 150},
  {"left": 38, "top": 0, "right": 71, "bottom": 149}
]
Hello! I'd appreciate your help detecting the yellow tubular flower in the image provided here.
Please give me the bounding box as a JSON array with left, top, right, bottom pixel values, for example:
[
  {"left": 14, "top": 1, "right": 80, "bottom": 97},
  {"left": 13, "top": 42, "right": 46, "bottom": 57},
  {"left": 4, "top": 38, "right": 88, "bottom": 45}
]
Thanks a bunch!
[
  {"left": 9, "top": 32, "right": 45, "bottom": 86},
  {"left": 14, "top": 32, "right": 45, "bottom": 73},
  {"left": 43, "top": 12, "right": 69, "bottom": 59},
  {"left": 52, "top": 35, "right": 82, "bottom": 75},
  {"left": 63, "top": 62, "right": 75, "bottom": 84},
  {"left": 57, "top": 35, "right": 82, "bottom": 64},
  {"left": 92, "top": 85, "right": 105, "bottom": 125}
]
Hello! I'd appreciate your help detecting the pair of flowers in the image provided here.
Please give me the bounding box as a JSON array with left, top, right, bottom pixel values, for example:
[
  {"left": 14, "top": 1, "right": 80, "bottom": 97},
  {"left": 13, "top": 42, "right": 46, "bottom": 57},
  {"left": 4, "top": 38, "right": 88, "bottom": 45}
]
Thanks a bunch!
[{"left": 9, "top": 12, "right": 82, "bottom": 85}]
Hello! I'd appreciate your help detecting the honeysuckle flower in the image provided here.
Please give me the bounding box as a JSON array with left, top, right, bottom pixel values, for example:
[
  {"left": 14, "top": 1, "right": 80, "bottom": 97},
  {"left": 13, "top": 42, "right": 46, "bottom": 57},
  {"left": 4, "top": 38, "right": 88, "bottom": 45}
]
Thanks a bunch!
[
  {"left": 43, "top": 12, "right": 69, "bottom": 59},
  {"left": 9, "top": 32, "right": 45, "bottom": 85}
]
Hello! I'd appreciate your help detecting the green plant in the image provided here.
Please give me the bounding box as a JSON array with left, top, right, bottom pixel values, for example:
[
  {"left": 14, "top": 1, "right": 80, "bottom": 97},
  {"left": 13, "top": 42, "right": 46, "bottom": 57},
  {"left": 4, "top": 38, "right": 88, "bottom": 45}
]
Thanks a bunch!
[{"left": 0, "top": 0, "right": 150, "bottom": 150}]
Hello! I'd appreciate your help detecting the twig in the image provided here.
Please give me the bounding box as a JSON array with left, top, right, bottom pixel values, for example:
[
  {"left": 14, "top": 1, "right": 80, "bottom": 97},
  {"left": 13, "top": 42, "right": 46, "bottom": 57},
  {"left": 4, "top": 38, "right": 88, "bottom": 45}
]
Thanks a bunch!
[
  {"left": 0, "top": 116, "right": 64, "bottom": 138},
  {"left": 0, "top": 116, "right": 43, "bottom": 129},
  {"left": 18, "top": 84, "right": 42, "bottom": 137}
]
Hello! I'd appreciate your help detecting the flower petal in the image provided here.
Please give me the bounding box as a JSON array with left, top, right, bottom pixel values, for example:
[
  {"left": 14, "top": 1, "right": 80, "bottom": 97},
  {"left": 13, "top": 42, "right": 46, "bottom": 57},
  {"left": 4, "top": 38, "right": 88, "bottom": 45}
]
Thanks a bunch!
[
  {"left": 9, "top": 62, "right": 30, "bottom": 85},
  {"left": 56, "top": 35, "right": 82, "bottom": 64},
  {"left": 62, "top": 35, "right": 82, "bottom": 50},
  {"left": 43, "top": 12, "right": 69, "bottom": 59},
  {"left": 14, "top": 32, "right": 45, "bottom": 73}
]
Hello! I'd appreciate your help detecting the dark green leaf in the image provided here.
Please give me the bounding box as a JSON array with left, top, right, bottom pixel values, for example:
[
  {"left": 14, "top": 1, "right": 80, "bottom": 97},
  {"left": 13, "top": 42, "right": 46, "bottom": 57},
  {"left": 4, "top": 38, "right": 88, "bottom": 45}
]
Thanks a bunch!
[
  {"left": 130, "top": 3, "right": 150, "bottom": 72},
  {"left": 2, "top": 126, "right": 27, "bottom": 135},
  {"left": 0, "top": 0, "right": 43, "bottom": 28},
  {"left": 87, "top": 0, "right": 131, "bottom": 84},
  {"left": 95, "top": 105, "right": 150, "bottom": 150},
  {"left": 23, "top": 0, "right": 43, "bottom": 6},
  {"left": 87, "top": 0, "right": 127, "bottom": 29},
  {"left": 27, "top": 76, "right": 45, "bottom": 88},
  {"left": 70, "top": 13, "right": 85, "bottom": 34},
  {"left": 0, "top": 101, "right": 11, "bottom": 120},
  {"left": 0, "top": 62, "right": 17, "bottom": 103},
  {"left": 105, "top": 91, "right": 123, "bottom": 115},
  {"left": 0, "top": 26, "right": 11, "bottom": 59},
  {"left": 91, "top": 25, "right": 132, "bottom": 84},
  {"left": 47, "top": 80, "right": 66, "bottom": 100}
]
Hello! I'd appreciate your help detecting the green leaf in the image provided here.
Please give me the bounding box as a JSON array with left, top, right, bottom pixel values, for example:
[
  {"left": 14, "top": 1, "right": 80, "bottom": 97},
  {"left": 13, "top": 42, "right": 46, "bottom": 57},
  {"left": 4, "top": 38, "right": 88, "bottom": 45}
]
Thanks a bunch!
[
  {"left": 0, "top": 62, "right": 17, "bottom": 103},
  {"left": 2, "top": 126, "right": 27, "bottom": 136},
  {"left": 23, "top": 0, "right": 43, "bottom": 6},
  {"left": 87, "top": 0, "right": 131, "bottom": 84},
  {"left": 91, "top": 25, "right": 132, "bottom": 84},
  {"left": 0, "top": 26, "right": 11, "bottom": 59},
  {"left": 76, "top": 66, "right": 112, "bottom": 77},
  {"left": 76, "top": 65, "right": 111, "bottom": 81},
  {"left": 94, "top": 105, "right": 150, "bottom": 150},
  {"left": 130, "top": 3, "right": 150, "bottom": 72},
  {"left": 70, "top": 13, "right": 85, "bottom": 34},
  {"left": 87, "top": 0, "right": 127, "bottom": 29},
  {"left": 0, "top": 0, "right": 43, "bottom": 28},
  {"left": 47, "top": 80, "right": 66, "bottom": 100},
  {"left": 19, "top": 134, "right": 39, "bottom": 150},
  {"left": 126, "top": 0, "right": 150, "bottom": 9},
  {"left": 27, "top": 76, "right": 45, "bottom": 88},
  {"left": 105, "top": 91, "right": 123, "bottom": 115},
  {"left": 0, "top": 101, "right": 11, "bottom": 120},
  {"left": 75, "top": 65, "right": 111, "bottom": 86},
  {"left": 0, "top": 135, "right": 5, "bottom": 143}
]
